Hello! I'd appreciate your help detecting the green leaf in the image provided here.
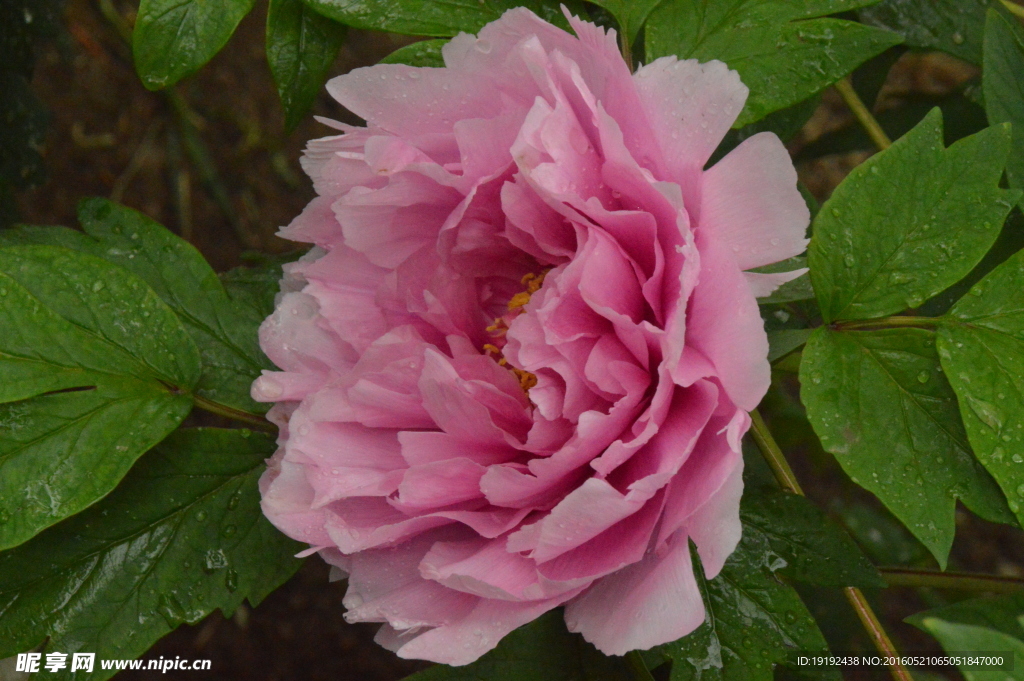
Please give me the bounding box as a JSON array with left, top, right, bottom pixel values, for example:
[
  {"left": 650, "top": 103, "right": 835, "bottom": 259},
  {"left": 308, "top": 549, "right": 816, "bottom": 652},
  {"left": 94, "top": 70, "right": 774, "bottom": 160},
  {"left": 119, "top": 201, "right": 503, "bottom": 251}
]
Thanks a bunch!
[
  {"left": 859, "top": 0, "right": 988, "bottom": 64},
  {"left": 403, "top": 610, "right": 630, "bottom": 681},
  {"left": 768, "top": 329, "right": 813, "bottom": 363},
  {"left": 909, "top": 596, "right": 1024, "bottom": 680},
  {"left": 800, "top": 327, "right": 1015, "bottom": 567},
  {"left": 586, "top": 0, "right": 663, "bottom": 47},
  {"left": 983, "top": 8, "right": 1024, "bottom": 205},
  {"left": 133, "top": 0, "right": 257, "bottom": 90},
  {"left": 267, "top": 0, "right": 347, "bottom": 131},
  {"left": 645, "top": 0, "right": 902, "bottom": 127},
  {"left": 908, "top": 593, "right": 1024, "bottom": 644},
  {"left": 808, "top": 109, "right": 1019, "bottom": 323},
  {"left": 649, "top": 542, "right": 834, "bottom": 681},
  {"left": 0, "top": 245, "right": 201, "bottom": 549},
  {"left": 740, "top": 485, "right": 884, "bottom": 588},
  {"left": 755, "top": 256, "right": 815, "bottom": 305},
  {"left": 0, "top": 199, "right": 273, "bottom": 414},
  {"left": 0, "top": 428, "right": 303, "bottom": 678},
  {"left": 917, "top": 620, "right": 1024, "bottom": 680},
  {"left": 380, "top": 39, "right": 448, "bottom": 67},
  {"left": 301, "top": 0, "right": 576, "bottom": 37},
  {"left": 939, "top": 248, "right": 1024, "bottom": 527},
  {"left": 219, "top": 252, "right": 301, "bottom": 320}
]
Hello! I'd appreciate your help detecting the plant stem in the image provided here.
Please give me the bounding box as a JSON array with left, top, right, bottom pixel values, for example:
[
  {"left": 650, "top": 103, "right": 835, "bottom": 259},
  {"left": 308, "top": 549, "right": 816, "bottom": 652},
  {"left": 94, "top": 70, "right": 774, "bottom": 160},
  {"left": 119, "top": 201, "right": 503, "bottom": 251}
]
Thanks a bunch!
[
  {"left": 192, "top": 395, "right": 276, "bottom": 432},
  {"left": 834, "top": 77, "right": 892, "bottom": 151},
  {"left": 1001, "top": 0, "right": 1024, "bottom": 20},
  {"left": 750, "top": 410, "right": 913, "bottom": 681},
  {"left": 833, "top": 315, "right": 938, "bottom": 332},
  {"left": 625, "top": 651, "right": 656, "bottom": 681},
  {"left": 844, "top": 588, "right": 913, "bottom": 681},
  {"left": 881, "top": 567, "right": 1024, "bottom": 593},
  {"left": 751, "top": 410, "right": 804, "bottom": 495}
]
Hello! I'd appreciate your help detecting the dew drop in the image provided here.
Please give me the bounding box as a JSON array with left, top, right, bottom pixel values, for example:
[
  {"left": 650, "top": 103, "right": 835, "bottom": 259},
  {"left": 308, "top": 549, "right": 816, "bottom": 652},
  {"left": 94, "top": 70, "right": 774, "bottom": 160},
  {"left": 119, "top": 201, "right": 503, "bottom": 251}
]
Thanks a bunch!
[
  {"left": 843, "top": 254, "right": 855, "bottom": 267},
  {"left": 952, "top": 32, "right": 965, "bottom": 45},
  {"left": 225, "top": 569, "right": 239, "bottom": 593},
  {"left": 223, "top": 525, "right": 237, "bottom": 537},
  {"left": 92, "top": 280, "right": 105, "bottom": 292},
  {"left": 917, "top": 371, "right": 929, "bottom": 383},
  {"left": 195, "top": 510, "right": 208, "bottom": 522}
]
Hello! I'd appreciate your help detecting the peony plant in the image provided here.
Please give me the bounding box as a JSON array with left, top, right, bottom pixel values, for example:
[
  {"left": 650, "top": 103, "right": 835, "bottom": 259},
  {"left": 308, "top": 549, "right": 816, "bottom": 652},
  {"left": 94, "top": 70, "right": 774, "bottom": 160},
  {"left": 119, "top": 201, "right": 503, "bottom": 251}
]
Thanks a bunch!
[{"left": 3, "top": 0, "right": 1024, "bottom": 680}]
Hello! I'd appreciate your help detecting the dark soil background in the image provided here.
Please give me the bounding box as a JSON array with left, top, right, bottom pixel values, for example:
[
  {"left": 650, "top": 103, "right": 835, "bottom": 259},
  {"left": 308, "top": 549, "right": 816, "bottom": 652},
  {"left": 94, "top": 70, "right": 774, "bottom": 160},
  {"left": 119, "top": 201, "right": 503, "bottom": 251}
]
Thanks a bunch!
[{"left": 8, "top": 1, "right": 1024, "bottom": 679}]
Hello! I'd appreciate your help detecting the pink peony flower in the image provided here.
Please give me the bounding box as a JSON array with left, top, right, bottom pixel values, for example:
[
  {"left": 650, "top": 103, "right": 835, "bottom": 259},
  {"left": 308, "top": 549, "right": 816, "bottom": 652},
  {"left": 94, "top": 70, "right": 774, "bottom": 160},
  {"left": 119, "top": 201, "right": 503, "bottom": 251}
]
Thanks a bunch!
[{"left": 253, "top": 7, "right": 808, "bottom": 665}]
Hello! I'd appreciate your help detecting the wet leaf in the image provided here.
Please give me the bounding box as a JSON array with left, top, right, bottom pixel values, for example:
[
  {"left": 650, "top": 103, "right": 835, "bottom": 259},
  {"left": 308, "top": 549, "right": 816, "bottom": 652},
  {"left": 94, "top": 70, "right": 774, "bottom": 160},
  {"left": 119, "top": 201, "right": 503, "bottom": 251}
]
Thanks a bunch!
[
  {"left": 909, "top": 595, "right": 1024, "bottom": 680},
  {"left": 0, "top": 429, "right": 303, "bottom": 680},
  {"left": 645, "top": 0, "right": 901, "bottom": 126},
  {"left": 301, "top": 0, "right": 580, "bottom": 37},
  {"left": 800, "top": 327, "right": 1015, "bottom": 567},
  {"left": 648, "top": 542, "right": 834, "bottom": 681},
  {"left": 768, "top": 329, "right": 813, "bottom": 363},
  {"left": 741, "top": 485, "right": 884, "bottom": 588},
  {"left": 808, "top": 109, "right": 1019, "bottom": 323},
  {"left": 0, "top": 245, "right": 200, "bottom": 549},
  {"left": 404, "top": 610, "right": 631, "bottom": 681},
  {"left": 940, "top": 248, "right": 1024, "bottom": 528},
  {"left": 380, "top": 39, "right": 448, "bottom": 67},
  {"left": 587, "top": 0, "right": 663, "bottom": 47},
  {"left": 267, "top": 0, "right": 347, "bottom": 131},
  {"left": 0, "top": 199, "right": 273, "bottom": 414},
  {"left": 133, "top": 0, "right": 257, "bottom": 90},
  {"left": 983, "top": 8, "right": 1024, "bottom": 206},
  {"left": 859, "top": 0, "right": 989, "bottom": 64}
]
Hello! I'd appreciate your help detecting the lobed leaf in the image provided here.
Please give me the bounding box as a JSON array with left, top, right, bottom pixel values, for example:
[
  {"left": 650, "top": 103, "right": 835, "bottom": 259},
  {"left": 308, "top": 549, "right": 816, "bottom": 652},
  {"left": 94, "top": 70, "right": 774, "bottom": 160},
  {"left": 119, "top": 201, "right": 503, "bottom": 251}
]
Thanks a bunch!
[
  {"left": 740, "top": 485, "right": 884, "bottom": 588},
  {"left": 808, "top": 109, "right": 1018, "bottom": 323},
  {"left": 0, "top": 199, "right": 273, "bottom": 414},
  {"left": 800, "top": 327, "right": 1015, "bottom": 567},
  {"left": 133, "top": 0, "right": 257, "bottom": 90},
  {"left": 909, "top": 595, "right": 1024, "bottom": 680},
  {"left": 0, "top": 428, "right": 303, "bottom": 680},
  {"left": 860, "top": 0, "right": 989, "bottom": 64},
  {"left": 586, "top": 0, "right": 663, "bottom": 47},
  {"left": 940, "top": 249, "right": 1024, "bottom": 528},
  {"left": 648, "top": 542, "right": 834, "bottom": 681},
  {"left": 0, "top": 245, "right": 200, "bottom": 549},
  {"left": 645, "top": 0, "right": 901, "bottom": 126},
  {"left": 301, "top": 0, "right": 579, "bottom": 37},
  {"left": 267, "top": 0, "right": 347, "bottom": 131},
  {"left": 983, "top": 8, "right": 1024, "bottom": 207}
]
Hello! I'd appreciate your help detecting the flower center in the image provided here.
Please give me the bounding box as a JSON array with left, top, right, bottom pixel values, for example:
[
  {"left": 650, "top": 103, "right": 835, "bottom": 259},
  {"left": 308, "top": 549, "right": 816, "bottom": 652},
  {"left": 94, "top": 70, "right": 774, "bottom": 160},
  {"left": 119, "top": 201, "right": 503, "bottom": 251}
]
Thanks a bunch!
[{"left": 482, "top": 270, "right": 550, "bottom": 393}]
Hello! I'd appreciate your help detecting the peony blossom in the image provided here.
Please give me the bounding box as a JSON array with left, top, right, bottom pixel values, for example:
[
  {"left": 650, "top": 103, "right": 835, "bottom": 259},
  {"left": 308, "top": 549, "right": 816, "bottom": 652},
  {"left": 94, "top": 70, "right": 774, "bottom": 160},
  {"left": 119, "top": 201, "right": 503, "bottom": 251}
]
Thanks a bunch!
[{"left": 253, "top": 7, "right": 808, "bottom": 665}]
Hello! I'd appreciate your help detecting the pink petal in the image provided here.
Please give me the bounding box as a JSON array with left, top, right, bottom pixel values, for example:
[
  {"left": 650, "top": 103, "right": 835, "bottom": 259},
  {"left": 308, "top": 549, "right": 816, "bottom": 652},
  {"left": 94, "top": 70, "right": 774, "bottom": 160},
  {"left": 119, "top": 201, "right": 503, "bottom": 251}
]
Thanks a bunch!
[
  {"left": 564, "top": 529, "right": 705, "bottom": 655},
  {"left": 396, "top": 458, "right": 488, "bottom": 511},
  {"left": 391, "top": 590, "right": 585, "bottom": 666},
  {"left": 683, "top": 233, "right": 771, "bottom": 411},
  {"left": 327, "top": 64, "right": 502, "bottom": 136},
  {"left": 632, "top": 57, "right": 748, "bottom": 211},
  {"left": 700, "top": 132, "right": 810, "bottom": 270}
]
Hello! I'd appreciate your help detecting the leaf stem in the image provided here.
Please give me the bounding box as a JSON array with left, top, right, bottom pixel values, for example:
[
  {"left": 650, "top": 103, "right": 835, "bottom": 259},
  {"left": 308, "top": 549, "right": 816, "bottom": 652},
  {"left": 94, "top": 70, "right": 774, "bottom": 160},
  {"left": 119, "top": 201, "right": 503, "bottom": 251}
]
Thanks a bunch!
[
  {"left": 834, "top": 77, "right": 892, "bottom": 151},
  {"left": 192, "top": 395, "right": 276, "bottom": 432},
  {"left": 750, "top": 409, "right": 913, "bottom": 681},
  {"left": 880, "top": 567, "right": 1024, "bottom": 593},
  {"left": 1000, "top": 0, "right": 1024, "bottom": 20},
  {"left": 625, "top": 651, "right": 656, "bottom": 681},
  {"left": 843, "top": 588, "right": 913, "bottom": 681},
  {"left": 751, "top": 410, "right": 804, "bottom": 495},
  {"left": 832, "top": 315, "right": 938, "bottom": 332}
]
